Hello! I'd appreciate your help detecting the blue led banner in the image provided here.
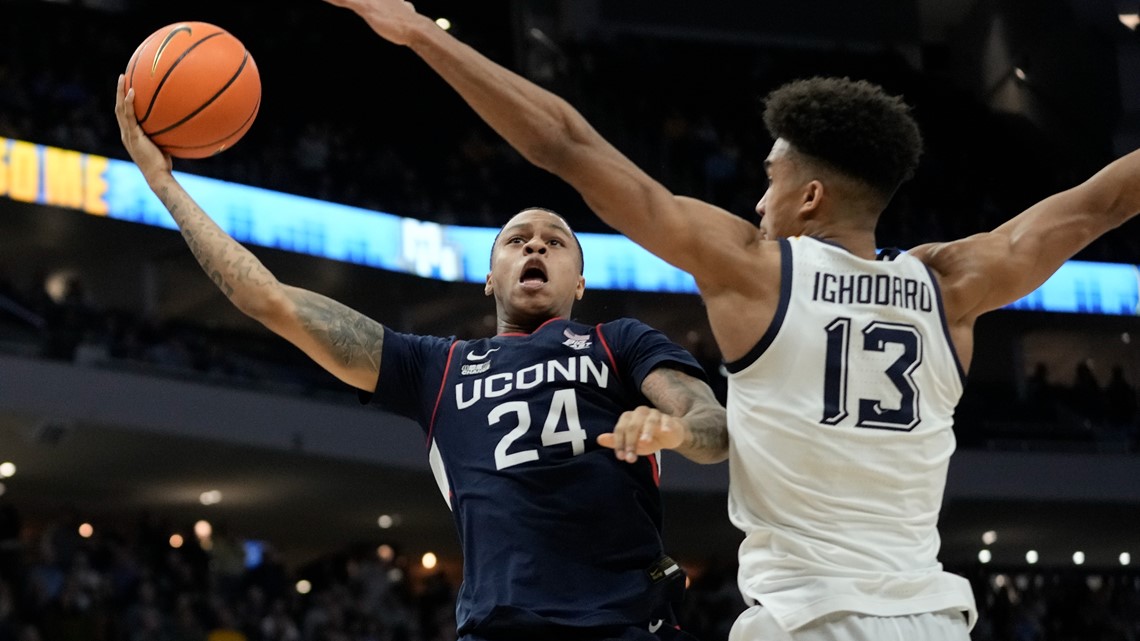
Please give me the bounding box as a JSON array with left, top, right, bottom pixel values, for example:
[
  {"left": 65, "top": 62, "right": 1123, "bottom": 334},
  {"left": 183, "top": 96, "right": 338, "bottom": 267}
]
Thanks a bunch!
[
  {"left": 3, "top": 137, "right": 1138, "bottom": 313},
  {"left": 1002, "top": 260, "right": 1139, "bottom": 315}
]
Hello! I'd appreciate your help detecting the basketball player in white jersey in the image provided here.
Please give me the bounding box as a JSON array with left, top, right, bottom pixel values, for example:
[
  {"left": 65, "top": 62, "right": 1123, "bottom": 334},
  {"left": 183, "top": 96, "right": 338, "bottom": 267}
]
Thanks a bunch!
[{"left": 323, "top": 1, "right": 1140, "bottom": 638}]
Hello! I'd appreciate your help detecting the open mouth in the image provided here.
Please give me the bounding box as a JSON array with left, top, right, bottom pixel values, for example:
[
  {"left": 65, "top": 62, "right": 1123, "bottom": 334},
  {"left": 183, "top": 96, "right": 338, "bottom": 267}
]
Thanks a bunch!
[{"left": 520, "top": 263, "right": 548, "bottom": 286}]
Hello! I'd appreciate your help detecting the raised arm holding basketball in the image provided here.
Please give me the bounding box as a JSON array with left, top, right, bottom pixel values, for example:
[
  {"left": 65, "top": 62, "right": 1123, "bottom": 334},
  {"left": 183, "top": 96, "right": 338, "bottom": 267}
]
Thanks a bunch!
[
  {"left": 115, "top": 74, "right": 385, "bottom": 392},
  {"left": 116, "top": 55, "right": 728, "bottom": 640}
]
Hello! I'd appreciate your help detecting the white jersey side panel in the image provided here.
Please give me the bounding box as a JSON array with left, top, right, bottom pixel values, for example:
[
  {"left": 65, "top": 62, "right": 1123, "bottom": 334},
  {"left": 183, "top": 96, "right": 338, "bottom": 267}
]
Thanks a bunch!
[{"left": 727, "top": 236, "right": 977, "bottom": 631}]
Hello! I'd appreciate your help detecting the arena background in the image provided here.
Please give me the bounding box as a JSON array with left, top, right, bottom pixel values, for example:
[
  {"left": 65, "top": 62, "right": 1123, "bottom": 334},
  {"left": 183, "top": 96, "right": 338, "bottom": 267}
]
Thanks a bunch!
[{"left": 2, "top": 0, "right": 1140, "bottom": 639}]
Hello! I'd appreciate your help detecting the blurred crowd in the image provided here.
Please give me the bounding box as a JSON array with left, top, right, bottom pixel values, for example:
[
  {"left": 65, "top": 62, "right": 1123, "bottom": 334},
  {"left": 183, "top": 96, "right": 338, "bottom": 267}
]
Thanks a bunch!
[
  {"left": 0, "top": 501, "right": 460, "bottom": 641},
  {"left": 1, "top": 501, "right": 1140, "bottom": 641}
]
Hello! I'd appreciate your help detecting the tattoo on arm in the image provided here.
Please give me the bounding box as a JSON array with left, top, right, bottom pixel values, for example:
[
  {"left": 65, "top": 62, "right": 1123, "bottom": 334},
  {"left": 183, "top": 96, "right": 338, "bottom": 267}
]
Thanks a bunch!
[
  {"left": 157, "top": 183, "right": 277, "bottom": 302},
  {"left": 286, "top": 288, "right": 385, "bottom": 372},
  {"left": 154, "top": 180, "right": 386, "bottom": 385},
  {"left": 642, "top": 368, "right": 729, "bottom": 461}
]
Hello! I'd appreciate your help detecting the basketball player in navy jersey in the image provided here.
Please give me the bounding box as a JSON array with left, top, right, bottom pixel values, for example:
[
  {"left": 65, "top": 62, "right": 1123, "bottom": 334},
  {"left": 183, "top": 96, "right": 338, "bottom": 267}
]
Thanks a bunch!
[
  {"left": 321, "top": 1, "right": 1140, "bottom": 639},
  {"left": 115, "top": 76, "right": 728, "bottom": 641}
]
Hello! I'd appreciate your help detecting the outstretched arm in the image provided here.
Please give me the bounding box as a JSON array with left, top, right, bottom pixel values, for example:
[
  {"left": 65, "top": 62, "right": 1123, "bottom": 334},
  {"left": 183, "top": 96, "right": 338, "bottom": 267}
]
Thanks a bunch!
[
  {"left": 115, "top": 75, "right": 384, "bottom": 392},
  {"left": 598, "top": 368, "right": 728, "bottom": 465},
  {"left": 911, "top": 147, "right": 1140, "bottom": 323},
  {"left": 322, "top": 0, "right": 758, "bottom": 289}
]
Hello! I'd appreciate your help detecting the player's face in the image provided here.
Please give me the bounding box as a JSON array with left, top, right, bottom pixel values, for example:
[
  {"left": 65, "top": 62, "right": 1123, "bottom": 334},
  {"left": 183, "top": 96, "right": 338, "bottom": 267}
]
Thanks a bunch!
[
  {"left": 755, "top": 138, "right": 811, "bottom": 240},
  {"left": 486, "top": 210, "right": 585, "bottom": 324}
]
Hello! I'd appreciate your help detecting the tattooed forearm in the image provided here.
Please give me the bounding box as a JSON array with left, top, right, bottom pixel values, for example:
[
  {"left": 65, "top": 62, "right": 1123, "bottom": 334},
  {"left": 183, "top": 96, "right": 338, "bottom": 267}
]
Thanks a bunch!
[
  {"left": 155, "top": 181, "right": 280, "bottom": 306},
  {"left": 146, "top": 176, "right": 384, "bottom": 389},
  {"left": 286, "top": 288, "right": 384, "bottom": 371},
  {"left": 642, "top": 368, "right": 728, "bottom": 463}
]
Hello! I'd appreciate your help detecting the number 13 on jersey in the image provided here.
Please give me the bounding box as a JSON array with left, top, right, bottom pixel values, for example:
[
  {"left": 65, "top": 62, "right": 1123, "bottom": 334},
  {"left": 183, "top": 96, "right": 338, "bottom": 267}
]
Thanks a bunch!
[{"left": 822, "top": 317, "right": 923, "bottom": 431}]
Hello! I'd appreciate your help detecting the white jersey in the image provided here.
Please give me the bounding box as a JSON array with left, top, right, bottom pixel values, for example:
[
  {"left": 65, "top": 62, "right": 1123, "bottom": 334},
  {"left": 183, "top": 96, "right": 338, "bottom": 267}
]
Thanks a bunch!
[{"left": 726, "top": 236, "right": 977, "bottom": 632}]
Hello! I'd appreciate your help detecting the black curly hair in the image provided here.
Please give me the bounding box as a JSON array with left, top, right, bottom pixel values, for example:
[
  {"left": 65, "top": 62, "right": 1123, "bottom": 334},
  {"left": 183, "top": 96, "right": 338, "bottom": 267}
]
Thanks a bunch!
[{"left": 762, "top": 77, "right": 923, "bottom": 200}]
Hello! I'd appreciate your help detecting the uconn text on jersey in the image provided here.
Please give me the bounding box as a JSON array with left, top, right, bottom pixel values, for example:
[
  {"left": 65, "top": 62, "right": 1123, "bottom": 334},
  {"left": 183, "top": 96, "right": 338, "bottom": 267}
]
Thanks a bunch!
[{"left": 456, "top": 355, "right": 610, "bottom": 409}]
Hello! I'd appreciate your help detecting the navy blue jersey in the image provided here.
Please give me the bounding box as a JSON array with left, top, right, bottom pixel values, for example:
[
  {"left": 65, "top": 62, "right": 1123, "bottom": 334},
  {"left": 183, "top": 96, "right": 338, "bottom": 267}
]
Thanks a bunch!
[{"left": 365, "top": 317, "right": 706, "bottom": 637}]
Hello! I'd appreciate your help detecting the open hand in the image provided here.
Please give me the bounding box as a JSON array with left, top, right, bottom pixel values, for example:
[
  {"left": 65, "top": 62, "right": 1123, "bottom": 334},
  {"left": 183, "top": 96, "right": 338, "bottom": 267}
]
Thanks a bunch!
[{"left": 321, "top": 0, "right": 427, "bottom": 47}]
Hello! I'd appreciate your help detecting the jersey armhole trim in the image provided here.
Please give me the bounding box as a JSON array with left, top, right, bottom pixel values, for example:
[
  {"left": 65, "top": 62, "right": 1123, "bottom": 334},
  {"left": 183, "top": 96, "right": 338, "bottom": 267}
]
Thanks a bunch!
[
  {"left": 924, "top": 264, "right": 968, "bottom": 386},
  {"left": 724, "top": 237, "right": 792, "bottom": 374},
  {"left": 425, "top": 340, "right": 461, "bottom": 446},
  {"left": 594, "top": 323, "right": 624, "bottom": 385}
]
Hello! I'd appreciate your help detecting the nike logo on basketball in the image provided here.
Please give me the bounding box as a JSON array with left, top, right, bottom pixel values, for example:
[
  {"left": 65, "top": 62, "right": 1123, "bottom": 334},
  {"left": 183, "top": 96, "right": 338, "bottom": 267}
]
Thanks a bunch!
[
  {"left": 648, "top": 619, "right": 664, "bottom": 633},
  {"left": 152, "top": 25, "right": 193, "bottom": 75},
  {"left": 466, "top": 347, "right": 500, "bottom": 361}
]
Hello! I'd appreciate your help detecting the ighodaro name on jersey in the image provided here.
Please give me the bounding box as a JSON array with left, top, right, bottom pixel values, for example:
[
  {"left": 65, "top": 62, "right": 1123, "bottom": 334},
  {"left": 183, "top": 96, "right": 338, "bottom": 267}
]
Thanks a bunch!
[
  {"left": 811, "top": 271, "right": 934, "bottom": 311},
  {"left": 455, "top": 355, "right": 611, "bottom": 409}
]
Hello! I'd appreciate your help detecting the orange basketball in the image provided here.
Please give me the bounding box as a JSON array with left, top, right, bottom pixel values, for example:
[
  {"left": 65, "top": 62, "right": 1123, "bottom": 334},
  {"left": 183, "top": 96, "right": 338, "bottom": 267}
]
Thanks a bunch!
[{"left": 124, "top": 21, "right": 261, "bottom": 159}]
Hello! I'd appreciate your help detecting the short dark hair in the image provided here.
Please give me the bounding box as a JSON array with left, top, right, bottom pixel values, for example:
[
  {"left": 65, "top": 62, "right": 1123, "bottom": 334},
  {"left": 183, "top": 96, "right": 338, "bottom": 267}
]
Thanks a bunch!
[
  {"left": 762, "top": 76, "right": 923, "bottom": 199},
  {"left": 490, "top": 207, "right": 585, "bottom": 274}
]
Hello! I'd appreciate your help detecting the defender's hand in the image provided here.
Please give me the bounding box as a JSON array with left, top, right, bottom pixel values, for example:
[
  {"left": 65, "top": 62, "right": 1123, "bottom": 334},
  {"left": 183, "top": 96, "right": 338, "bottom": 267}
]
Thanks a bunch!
[{"left": 321, "top": 0, "right": 427, "bottom": 47}]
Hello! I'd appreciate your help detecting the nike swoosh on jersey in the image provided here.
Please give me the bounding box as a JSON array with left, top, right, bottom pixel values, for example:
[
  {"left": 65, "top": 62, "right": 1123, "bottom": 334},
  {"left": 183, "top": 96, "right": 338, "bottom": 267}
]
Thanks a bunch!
[
  {"left": 648, "top": 620, "right": 664, "bottom": 633},
  {"left": 466, "top": 347, "right": 501, "bottom": 361}
]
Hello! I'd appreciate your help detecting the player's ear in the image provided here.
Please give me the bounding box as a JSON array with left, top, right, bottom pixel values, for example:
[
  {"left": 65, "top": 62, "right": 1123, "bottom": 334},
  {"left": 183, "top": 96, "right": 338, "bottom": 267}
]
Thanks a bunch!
[
  {"left": 802, "top": 180, "right": 823, "bottom": 213},
  {"left": 575, "top": 275, "right": 585, "bottom": 300},
  {"left": 485, "top": 272, "right": 494, "bottom": 297}
]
